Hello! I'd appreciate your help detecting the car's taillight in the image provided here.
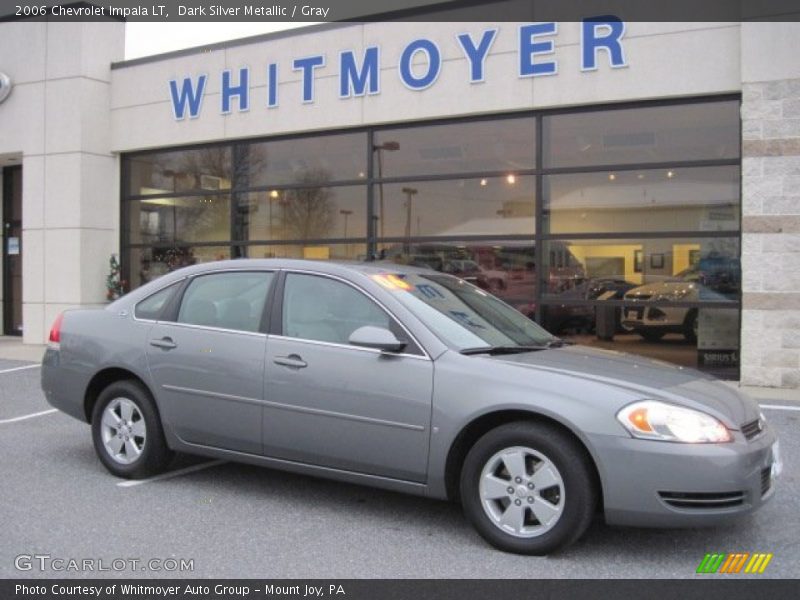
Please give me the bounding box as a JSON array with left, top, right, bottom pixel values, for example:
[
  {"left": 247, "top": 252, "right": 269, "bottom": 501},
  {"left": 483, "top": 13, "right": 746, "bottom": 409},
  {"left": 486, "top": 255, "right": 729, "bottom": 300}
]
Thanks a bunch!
[{"left": 48, "top": 313, "right": 64, "bottom": 346}]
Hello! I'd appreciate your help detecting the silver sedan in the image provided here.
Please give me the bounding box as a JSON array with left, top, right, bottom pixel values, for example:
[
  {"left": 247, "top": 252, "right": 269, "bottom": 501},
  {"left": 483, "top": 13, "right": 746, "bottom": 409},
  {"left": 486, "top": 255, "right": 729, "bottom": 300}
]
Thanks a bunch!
[{"left": 41, "top": 260, "right": 781, "bottom": 554}]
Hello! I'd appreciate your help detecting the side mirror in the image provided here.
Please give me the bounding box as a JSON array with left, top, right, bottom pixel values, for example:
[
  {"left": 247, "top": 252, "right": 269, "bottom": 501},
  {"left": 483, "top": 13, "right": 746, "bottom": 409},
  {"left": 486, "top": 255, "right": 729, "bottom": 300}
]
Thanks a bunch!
[{"left": 348, "top": 326, "right": 407, "bottom": 353}]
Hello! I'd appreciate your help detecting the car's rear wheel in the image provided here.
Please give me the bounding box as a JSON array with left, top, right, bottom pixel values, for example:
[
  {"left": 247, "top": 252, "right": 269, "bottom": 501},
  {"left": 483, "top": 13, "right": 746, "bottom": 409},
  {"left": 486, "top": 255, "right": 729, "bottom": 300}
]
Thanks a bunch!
[
  {"left": 460, "top": 421, "right": 597, "bottom": 555},
  {"left": 91, "top": 380, "right": 173, "bottom": 479}
]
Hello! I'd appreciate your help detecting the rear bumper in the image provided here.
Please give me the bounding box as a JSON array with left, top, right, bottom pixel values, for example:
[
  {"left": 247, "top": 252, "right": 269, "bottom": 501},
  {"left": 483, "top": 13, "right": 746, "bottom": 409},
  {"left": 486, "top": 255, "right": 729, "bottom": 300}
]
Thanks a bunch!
[
  {"left": 41, "top": 347, "right": 88, "bottom": 423},
  {"left": 591, "top": 426, "right": 779, "bottom": 527}
]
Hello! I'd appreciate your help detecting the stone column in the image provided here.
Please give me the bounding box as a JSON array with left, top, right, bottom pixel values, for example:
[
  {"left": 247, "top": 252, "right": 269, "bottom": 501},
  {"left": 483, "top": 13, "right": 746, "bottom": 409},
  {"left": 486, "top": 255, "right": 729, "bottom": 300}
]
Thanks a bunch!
[
  {"left": 21, "top": 21, "right": 124, "bottom": 343},
  {"left": 740, "top": 22, "right": 800, "bottom": 388}
]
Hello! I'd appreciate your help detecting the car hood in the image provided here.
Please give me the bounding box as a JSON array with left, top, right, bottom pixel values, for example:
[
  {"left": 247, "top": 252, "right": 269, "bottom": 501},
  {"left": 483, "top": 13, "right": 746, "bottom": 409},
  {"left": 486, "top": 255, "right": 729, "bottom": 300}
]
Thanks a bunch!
[{"left": 490, "top": 345, "right": 759, "bottom": 428}]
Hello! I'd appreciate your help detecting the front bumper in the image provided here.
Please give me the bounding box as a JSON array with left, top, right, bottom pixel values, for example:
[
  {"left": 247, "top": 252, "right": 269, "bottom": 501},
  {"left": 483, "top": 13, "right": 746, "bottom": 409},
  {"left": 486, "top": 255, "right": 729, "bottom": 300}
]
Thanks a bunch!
[
  {"left": 622, "top": 306, "right": 688, "bottom": 330},
  {"left": 591, "top": 426, "right": 779, "bottom": 527}
]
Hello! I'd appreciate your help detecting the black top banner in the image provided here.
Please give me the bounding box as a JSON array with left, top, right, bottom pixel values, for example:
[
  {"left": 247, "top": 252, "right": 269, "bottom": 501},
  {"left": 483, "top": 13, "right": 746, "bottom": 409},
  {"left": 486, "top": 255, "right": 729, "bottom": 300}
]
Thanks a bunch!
[
  {"left": 3, "top": 579, "right": 800, "bottom": 600},
  {"left": 1, "top": 0, "right": 799, "bottom": 22}
]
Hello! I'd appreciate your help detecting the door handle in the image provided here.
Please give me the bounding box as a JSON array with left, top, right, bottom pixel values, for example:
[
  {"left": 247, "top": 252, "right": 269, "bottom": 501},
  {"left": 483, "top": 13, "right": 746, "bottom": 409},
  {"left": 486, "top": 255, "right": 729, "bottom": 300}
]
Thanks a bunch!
[
  {"left": 273, "top": 354, "right": 307, "bottom": 369},
  {"left": 149, "top": 337, "right": 177, "bottom": 350}
]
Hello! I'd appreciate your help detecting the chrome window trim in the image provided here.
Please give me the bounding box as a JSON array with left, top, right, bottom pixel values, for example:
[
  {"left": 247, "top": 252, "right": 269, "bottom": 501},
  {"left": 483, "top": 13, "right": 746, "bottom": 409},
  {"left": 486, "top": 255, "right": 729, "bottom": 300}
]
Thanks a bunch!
[
  {"left": 154, "top": 320, "right": 267, "bottom": 338},
  {"left": 268, "top": 334, "right": 428, "bottom": 361},
  {"left": 280, "top": 268, "right": 431, "bottom": 361}
]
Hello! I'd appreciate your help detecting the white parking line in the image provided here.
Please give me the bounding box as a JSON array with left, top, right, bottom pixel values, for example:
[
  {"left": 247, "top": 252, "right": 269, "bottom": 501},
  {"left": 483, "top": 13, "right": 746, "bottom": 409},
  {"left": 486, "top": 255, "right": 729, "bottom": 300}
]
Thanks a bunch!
[
  {"left": 760, "top": 404, "right": 800, "bottom": 412},
  {"left": 0, "top": 364, "right": 40, "bottom": 374},
  {"left": 0, "top": 408, "right": 57, "bottom": 424},
  {"left": 117, "top": 460, "right": 226, "bottom": 488}
]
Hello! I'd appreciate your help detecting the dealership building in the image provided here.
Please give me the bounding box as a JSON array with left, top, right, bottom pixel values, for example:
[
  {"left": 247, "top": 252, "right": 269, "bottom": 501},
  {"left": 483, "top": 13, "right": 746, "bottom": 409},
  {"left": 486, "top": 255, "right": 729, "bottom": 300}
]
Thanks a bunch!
[{"left": 0, "top": 11, "right": 798, "bottom": 387}]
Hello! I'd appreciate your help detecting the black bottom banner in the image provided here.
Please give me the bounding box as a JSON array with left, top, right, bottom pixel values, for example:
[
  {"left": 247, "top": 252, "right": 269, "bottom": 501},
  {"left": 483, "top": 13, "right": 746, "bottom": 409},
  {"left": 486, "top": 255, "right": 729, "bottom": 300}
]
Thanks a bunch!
[{"left": 3, "top": 579, "right": 798, "bottom": 600}]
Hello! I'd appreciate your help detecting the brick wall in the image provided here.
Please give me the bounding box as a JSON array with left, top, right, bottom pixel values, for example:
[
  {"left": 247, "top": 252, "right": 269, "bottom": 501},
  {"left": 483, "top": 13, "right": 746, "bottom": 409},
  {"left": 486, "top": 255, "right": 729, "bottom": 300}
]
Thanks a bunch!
[{"left": 741, "top": 77, "right": 800, "bottom": 388}]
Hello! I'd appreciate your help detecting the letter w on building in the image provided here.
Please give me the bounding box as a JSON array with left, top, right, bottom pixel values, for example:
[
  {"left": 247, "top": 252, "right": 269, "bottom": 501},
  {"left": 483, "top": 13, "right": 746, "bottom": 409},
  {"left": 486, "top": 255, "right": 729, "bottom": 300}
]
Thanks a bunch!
[{"left": 169, "top": 75, "right": 207, "bottom": 120}]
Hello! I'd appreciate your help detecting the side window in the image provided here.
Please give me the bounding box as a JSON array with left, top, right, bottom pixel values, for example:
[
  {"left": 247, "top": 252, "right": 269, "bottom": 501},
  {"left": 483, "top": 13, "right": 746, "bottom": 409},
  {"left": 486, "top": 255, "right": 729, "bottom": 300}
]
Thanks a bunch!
[
  {"left": 177, "top": 272, "right": 273, "bottom": 333},
  {"left": 282, "top": 273, "right": 393, "bottom": 345},
  {"left": 134, "top": 283, "right": 180, "bottom": 321}
]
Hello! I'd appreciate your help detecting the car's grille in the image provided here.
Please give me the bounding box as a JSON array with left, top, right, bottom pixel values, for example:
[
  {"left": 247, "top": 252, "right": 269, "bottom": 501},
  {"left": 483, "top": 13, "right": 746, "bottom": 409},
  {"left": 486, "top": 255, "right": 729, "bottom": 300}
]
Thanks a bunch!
[
  {"left": 741, "top": 418, "right": 763, "bottom": 440},
  {"left": 627, "top": 294, "right": 652, "bottom": 301},
  {"left": 761, "top": 468, "right": 772, "bottom": 496},
  {"left": 658, "top": 491, "right": 745, "bottom": 510}
]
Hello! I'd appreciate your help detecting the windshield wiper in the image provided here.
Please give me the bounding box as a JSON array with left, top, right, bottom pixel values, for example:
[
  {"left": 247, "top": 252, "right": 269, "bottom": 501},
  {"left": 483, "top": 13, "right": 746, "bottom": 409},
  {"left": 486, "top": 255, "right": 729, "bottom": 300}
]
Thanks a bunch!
[{"left": 460, "top": 345, "right": 549, "bottom": 356}]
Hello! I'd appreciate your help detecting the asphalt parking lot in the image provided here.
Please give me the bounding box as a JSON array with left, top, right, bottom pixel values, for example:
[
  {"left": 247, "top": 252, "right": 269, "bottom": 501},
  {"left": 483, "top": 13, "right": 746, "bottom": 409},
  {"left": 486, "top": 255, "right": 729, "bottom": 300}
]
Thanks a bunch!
[{"left": 1, "top": 357, "right": 798, "bottom": 579}]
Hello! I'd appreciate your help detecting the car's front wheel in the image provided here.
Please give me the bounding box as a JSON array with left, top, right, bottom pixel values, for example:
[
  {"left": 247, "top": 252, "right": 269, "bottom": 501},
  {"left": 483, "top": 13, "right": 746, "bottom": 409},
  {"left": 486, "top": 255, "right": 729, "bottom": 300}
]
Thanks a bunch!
[
  {"left": 460, "top": 421, "right": 597, "bottom": 555},
  {"left": 91, "top": 380, "right": 173, "bottom": 479}
]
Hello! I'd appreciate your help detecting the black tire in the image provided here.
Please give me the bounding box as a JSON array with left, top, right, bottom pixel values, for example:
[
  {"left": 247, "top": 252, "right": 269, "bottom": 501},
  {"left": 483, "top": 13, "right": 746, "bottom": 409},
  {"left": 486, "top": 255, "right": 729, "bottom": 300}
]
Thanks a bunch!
[
  {"left": 91, "top": 380, "right": 173, "bottom": 479},
  {"left": 683, "top": 309, "right": 698, "bottom": 343},
  {"left": 460, "top": 421, "right": 597, "bottom": 555},
  {"left": 639, "top": 329, "right": 665, "bottom": 342}
]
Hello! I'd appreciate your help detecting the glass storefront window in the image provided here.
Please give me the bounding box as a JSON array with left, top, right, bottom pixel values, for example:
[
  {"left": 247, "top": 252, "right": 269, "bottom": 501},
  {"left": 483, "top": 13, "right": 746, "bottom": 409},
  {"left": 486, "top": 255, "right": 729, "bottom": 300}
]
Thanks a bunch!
[
  {"left": 129, "top": 246, "right": 231, "bottom": 288},
  {"left": 373, "top": 176, "right": 535, "bottom": 239},
  {"left": 540, "top": 237, "right": 740, "bottom": 303},
  {"left": 543, "top": 100, "right": 740, "bottom": 168},
  {"left": 544, "top": 166, "right": 740, "bottom": 234},
  {"left": 242, "top": 132, "right": 367, "bottom": 187},
  {"left": 374, "top": 117, "right": 536, "bottom": 178},
  {"left": 377, "top": 240, "right": 536, "bottom": 318},
  {"left": 236, "top": 243, "right": 367, "bottom": 262},
  {"left": 120, "top": 99, "right": 741, "bottom": 379},
  {"left": 551, "top": 307, "right": 741, "bottom": 381},
  {"left": 128, "top": 147, "right": 233, "bottom": 196},
  {"left": 238, "top": 186, "right": 367, "bottom": 242},
  {"left": 127, "top": 196, "right": 231, "bottom": 244}
]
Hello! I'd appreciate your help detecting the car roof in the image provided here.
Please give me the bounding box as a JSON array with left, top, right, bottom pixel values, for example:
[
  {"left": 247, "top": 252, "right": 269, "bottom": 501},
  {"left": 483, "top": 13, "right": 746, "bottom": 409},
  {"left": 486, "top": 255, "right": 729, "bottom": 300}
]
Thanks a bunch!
[
  {"left": 155, "top": 258, "right": 437, "bottom": 281},
  {"left": 112, "top": 258, "right": 450, "bottom": 309}
]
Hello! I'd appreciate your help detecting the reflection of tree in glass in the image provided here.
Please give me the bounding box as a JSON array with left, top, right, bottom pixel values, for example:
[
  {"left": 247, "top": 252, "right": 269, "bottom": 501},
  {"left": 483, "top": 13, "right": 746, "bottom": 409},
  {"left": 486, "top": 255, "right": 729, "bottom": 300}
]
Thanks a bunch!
[
  {"left": 169, "top": 146, "right": 267, "bottom": 241},
  {"left": 234, "top": 144, "right": 267, "bottom": 187},
  {"left": 176, "top": 144, "right": 267, "bottom": 189},
  {"left": 281, "top": 168, "right": 336, "bottom": 240},
  {"left": 179, "top": 147, "right": 232, "bottom": 185}
]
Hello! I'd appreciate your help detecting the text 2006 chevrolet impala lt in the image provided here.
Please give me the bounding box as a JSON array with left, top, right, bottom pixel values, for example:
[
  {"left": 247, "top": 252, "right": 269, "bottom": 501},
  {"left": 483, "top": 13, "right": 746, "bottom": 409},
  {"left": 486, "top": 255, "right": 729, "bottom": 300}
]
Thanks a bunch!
[{"left": 42, "top": 260, "right": 782, "bottom": 554}]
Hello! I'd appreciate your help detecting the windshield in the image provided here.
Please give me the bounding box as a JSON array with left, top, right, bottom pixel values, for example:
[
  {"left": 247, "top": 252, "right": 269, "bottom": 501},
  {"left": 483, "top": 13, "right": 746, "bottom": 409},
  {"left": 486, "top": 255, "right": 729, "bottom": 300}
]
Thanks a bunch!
[{"left": 372, "top": 272, "right": 557, "bottom": 351}]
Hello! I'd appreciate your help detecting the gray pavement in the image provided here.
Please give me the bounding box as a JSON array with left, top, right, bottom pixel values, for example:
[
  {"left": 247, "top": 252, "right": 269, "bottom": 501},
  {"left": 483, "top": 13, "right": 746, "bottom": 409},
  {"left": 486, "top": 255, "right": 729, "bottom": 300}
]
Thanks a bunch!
[{"left": 1, "top": 360, "right": 798, "bottom": 579}]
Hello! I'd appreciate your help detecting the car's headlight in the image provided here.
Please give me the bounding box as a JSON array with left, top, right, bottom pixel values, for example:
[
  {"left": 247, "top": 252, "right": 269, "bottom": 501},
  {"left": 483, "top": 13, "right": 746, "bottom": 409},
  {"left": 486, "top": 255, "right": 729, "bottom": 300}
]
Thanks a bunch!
[{"left": 617, "top": 400, "right": 732, "bottom": 443}]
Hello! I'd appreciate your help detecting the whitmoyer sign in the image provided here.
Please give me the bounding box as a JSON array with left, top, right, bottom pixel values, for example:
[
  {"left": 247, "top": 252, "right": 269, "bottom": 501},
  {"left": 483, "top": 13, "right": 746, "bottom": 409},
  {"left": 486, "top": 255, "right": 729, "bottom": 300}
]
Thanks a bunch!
[{"left": 168, "top": 19, "right": 628, "bottom": 120}]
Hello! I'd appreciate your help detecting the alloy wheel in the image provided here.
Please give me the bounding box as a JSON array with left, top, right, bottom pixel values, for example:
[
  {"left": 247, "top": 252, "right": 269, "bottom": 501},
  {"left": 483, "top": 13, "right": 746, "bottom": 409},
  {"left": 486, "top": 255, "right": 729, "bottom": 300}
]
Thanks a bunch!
[
  {"left": 479, "top": 445, "right": 565, "bottom": 538},
  {"left": 100, "top": 397, "right": 146, "bottom": 465}
]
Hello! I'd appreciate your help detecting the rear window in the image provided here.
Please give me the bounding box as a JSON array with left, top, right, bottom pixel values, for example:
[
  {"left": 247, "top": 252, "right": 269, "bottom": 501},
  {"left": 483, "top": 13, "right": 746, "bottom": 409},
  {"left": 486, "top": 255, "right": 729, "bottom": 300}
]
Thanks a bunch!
[
  {"left": 134, "top": 283, "right": 180, "bottom": 321},
  {"left": 177, "top": 271, "right": 273, "bottom": 333}
]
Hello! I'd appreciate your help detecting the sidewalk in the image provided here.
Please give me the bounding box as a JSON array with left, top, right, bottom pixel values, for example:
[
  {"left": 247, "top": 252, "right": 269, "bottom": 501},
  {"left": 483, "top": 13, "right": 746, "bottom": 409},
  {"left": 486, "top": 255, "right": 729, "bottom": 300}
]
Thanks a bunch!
[
  {"left": 1, "top": 335, "right": 798, "bottom": 403},
  {"left": 0, "top": 336, "right": 46, "bottom": 363}
]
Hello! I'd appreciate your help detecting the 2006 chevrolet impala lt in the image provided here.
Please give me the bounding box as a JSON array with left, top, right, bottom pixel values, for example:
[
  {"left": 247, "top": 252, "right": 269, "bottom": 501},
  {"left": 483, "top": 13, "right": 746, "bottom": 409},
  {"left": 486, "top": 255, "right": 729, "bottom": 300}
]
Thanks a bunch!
[{"left": 41, "top": 259, "right": 782, "bottom": 554}]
